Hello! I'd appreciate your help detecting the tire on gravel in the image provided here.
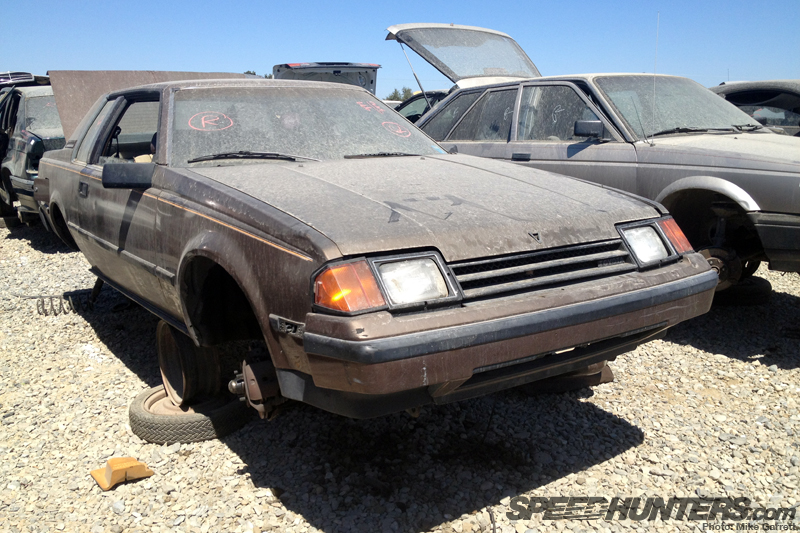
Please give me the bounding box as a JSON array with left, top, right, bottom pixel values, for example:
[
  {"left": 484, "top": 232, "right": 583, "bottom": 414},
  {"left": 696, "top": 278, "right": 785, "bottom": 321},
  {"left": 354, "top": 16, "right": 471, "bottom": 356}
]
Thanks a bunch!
[{"left": 129, "top": 386, "right": 251, "bottom": 444}]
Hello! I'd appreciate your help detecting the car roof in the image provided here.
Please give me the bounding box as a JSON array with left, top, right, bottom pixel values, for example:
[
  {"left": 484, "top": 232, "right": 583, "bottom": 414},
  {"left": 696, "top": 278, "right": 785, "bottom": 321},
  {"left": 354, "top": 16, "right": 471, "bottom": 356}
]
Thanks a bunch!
[
  {"left": 15, "top": 86, "right": 55, "bottom": 97},
  {"left": 110, "top": 78, "right": 372, "bottom": 96},
  {"left": 440, "top": 73, "right": 690, "bottom": 91},
  {"left": 0, "top": 72, "right": 50, "bottom": 88},
  {"left": 49, "top": 70, "right": 248, "bottom": 139},
  {"left": 710, "top": 80, "right": 800, "bottom": 95}
]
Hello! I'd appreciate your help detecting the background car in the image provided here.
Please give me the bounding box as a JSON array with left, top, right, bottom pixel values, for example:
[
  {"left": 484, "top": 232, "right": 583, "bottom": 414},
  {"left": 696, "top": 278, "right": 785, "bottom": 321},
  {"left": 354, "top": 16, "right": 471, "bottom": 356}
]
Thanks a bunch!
[
  {"left": 394, "top": 89, "right": 449, "bottom": 123},
  {"left": 0, "top": 73, "right": 65, "bottom": 223},
  {"left": 390, "top": 23, "right": 800, "bottom": 291},
  {"left": 272, "top": 62, "right": 381, "bottom": 94},
  {"left": 710, "top": 80, "right": 800, "bottom": 137},
  {"left": 37, "top": 76, "right": 715, "bottom": 443}
]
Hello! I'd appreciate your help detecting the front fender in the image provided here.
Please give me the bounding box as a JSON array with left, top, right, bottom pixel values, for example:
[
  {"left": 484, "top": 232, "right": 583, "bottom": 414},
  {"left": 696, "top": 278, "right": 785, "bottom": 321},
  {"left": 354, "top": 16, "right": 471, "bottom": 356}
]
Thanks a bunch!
[
  {"left": 655, "top": 176, "right": 760, "bottom": 212},
  {"left": 177, "top": 230, "right": 267, "bottom": 346}
]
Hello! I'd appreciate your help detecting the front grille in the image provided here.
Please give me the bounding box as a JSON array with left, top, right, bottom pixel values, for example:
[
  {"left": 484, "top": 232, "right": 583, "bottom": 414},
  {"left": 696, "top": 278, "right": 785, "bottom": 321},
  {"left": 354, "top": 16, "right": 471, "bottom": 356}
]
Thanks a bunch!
[{"left": 450, "top": 240, "right": 636, "bottom": 301}]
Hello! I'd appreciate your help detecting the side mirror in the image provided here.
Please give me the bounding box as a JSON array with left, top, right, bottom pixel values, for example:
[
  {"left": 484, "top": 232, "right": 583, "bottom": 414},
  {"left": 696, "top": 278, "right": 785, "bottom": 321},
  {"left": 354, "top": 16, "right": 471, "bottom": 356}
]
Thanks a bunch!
[
  {"left": 574, "top": 120, "right": 604, "bottom": 138},
  {"left": 102, "top": 162, "right": 155, "bottom": 189}
]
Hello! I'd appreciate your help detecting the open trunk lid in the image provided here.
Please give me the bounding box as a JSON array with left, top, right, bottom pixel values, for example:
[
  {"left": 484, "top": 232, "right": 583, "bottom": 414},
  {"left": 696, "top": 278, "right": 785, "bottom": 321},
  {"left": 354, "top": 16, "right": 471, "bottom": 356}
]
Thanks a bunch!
[{"left": 386, "top": 23, "right": 540, "bottom": 87}]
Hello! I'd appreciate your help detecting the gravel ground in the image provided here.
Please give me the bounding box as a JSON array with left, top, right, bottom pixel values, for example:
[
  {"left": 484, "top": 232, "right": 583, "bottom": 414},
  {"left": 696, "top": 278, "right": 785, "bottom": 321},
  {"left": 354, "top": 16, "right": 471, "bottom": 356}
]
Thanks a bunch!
[{"left": 1, "top": 223, "right": 799, "bottom": 533}]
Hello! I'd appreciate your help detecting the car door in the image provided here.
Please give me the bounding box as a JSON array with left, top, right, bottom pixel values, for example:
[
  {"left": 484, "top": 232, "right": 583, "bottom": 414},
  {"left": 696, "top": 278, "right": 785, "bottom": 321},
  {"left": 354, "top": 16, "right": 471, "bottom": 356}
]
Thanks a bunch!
[
  {"left": 69, "top": 93, "right": 167, "bottom": 309},
  {"left": 438, "top": 82, "right": 638, "bottom": 192}
]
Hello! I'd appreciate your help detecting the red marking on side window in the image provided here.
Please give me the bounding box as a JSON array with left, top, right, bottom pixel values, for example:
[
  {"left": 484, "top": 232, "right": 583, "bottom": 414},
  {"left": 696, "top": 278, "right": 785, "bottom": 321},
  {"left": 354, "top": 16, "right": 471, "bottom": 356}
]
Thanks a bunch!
[
  {"left": 382, "top": 122, "right": 411, "bottom": 137},
  {"left": 188, "top": 112, "right": 234, "bottom": 131}
]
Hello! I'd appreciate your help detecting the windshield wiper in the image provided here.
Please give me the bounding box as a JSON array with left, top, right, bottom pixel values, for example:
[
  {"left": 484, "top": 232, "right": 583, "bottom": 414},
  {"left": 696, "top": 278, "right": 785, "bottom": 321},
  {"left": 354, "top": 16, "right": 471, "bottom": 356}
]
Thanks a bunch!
[
  {"left": 732, "top": 124, "right": 763, "bottom": 132},
  {"left": 343, "top": 152, "right": 421, "bottom": 159},
  {"left": 650, "top": 127, "right": 710, "bottom": 137},
  {"left": 650, "top": 126, "right": 742, "bottom": 137},
  {"left": 187, "top": 151, "right": 320, "bottom": 164}
]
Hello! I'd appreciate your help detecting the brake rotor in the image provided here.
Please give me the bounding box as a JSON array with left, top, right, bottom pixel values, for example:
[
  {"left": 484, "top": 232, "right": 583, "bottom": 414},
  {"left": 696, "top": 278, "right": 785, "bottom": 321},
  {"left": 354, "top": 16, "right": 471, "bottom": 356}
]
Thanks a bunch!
[{"left": 700, "top": 247, "right": 743, "bottom": 291}]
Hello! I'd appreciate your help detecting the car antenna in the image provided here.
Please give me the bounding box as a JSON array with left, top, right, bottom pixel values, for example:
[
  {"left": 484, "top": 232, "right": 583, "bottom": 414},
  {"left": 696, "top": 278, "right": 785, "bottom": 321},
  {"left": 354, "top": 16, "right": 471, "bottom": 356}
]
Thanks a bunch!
[
  {"left": 651, "top": 12, "right": 660, "bottom": 144},
  {"left": 399, "top": 43, "right": 432, "bottom": 111}
]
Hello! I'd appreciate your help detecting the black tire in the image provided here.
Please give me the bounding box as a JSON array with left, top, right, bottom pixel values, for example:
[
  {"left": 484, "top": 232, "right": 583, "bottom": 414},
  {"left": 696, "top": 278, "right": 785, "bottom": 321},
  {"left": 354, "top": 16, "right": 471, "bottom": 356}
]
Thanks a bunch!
[
  {"left": 0, "top": 187, "right": 14, "bottom": 216},
  {"left": 741, "top": 260, "right": 761, "bottom": 279},
  {"left": 712, "top": 276, "right": 772, "bottom": 306},
  {"left": 129, "top": 386, "right": 250, "bottom": 444}
]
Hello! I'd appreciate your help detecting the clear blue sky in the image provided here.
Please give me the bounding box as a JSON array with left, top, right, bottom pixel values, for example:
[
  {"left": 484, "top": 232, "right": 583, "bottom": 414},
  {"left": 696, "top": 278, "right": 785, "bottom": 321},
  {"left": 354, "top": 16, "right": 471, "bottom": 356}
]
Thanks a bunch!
[{"left": 3, "top": 0, "right": 798, "bottom": 98}]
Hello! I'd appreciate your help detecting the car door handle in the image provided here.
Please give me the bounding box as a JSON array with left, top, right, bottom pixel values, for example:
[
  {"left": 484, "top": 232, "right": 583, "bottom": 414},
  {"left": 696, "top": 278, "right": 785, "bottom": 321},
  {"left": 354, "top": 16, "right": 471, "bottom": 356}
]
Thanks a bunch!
[{"left": 78, "top": 181, "right": 89, "bottom": 198}]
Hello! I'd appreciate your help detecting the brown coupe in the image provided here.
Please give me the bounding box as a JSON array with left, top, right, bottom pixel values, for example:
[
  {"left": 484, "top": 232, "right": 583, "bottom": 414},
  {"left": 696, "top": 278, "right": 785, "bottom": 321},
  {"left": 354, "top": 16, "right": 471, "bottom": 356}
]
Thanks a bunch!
[{"left": 36, "top": 78, "right": 716, "bottom": 442}]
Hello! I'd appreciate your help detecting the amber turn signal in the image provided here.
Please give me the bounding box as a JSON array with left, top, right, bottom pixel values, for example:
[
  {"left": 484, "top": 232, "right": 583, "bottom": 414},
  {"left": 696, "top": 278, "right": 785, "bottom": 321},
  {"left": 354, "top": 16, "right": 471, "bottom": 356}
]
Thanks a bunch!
[
  {"left": 315, "top": 260, "right": 386, "bottom": 312},
  {"left": 659, "top": 218, "right": 693, "bottom": 254}
]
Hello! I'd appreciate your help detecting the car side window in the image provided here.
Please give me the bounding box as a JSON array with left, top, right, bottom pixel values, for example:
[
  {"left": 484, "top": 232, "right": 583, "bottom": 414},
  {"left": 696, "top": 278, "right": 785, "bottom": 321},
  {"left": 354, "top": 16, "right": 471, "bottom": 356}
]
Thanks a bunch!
[
  {"left": 75, "top": 100, "right": 117, "bottom": 164},
  {"left": 3, "top": 94, "right": 21, "bottom": 135},
  {"left": 97, "top": 100, "right": 160, "bottom": 165},
  {"left": 449, "top": 89, "right": 518, "bottom": 142},
  {"left": 517, "top": 85, "right": 600, "bottom": 141},
  {"left": 398, "top": 96, "right": 429, "bottom": 120},
  {"left": 421, "top": 91, "right": 481, "bottom": 141}
]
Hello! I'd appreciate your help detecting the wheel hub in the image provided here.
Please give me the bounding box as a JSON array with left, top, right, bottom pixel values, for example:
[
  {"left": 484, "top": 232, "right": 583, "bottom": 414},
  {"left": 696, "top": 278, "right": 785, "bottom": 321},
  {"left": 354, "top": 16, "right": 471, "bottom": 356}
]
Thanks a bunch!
[{"left": 699, "top": 247, "right": 743, "bottom": 291}]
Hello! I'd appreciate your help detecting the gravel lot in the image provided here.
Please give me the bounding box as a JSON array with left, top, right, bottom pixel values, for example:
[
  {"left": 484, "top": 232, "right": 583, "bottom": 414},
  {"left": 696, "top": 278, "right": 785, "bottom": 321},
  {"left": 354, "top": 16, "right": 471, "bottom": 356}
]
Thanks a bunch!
[{"left": 1, "top": 223, "right": 799, "bottom": 533}]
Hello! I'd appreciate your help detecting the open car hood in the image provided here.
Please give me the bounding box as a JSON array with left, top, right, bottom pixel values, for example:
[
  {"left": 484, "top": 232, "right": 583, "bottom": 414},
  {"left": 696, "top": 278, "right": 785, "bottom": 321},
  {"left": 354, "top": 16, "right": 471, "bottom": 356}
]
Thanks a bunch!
[
  {"left": 48, "top": 70, "right": 248, "bottom": 140},
  {"left": 386, "top": 23, "right": 540, "bottom": 86},
  {"left": 272, "top": 63, "right": 380, "bottom": 95}
]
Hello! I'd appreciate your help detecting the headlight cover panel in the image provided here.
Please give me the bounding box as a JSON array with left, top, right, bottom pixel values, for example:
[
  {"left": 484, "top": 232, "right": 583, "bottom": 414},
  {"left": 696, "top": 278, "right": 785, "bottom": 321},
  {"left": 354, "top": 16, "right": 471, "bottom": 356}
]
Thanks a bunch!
[
  {"left": 617, "top": 218, "right": 682, "bottom": 269},
  {"left": 368, "top": 251, "right": 461, "bottom": 312}
]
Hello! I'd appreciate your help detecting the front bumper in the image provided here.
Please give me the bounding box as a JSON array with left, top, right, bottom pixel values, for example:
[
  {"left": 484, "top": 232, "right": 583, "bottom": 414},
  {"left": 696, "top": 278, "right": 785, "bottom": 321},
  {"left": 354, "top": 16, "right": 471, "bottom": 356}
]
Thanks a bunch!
[
  {"left": 749, "top": 212, "right": 800, "bottom": 272},
  {"left": 277, "top": 254, "right": 716, "bottom": 417}
]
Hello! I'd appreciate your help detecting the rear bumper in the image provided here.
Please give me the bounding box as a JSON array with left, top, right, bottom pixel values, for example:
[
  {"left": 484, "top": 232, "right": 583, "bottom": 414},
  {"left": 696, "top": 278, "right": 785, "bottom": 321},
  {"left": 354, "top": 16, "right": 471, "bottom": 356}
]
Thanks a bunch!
[
  {"left": 281, "top": 255, "right": 716, "bottom": 417},
  {"left": 749, "top": 212, "right": 800, "bottom": 272}
]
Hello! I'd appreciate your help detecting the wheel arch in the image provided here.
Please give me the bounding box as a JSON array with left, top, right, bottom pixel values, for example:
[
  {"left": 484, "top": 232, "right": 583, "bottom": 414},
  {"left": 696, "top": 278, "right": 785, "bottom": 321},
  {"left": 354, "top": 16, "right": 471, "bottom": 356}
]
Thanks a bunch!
[
  {"left": 47, "top": 201, "right": 79, "bottom": 250},
  {"left": 176, "top": 231, "right": 268, "bottom": 348},
  {"left": 655, "top": 176, "right": 760, "bottom": 213}
]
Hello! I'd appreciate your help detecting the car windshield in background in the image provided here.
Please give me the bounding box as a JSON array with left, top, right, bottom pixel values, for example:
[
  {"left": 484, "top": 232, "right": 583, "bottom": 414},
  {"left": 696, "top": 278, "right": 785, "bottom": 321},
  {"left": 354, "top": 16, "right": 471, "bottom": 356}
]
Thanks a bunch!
[
  {"left": 393, "top": 27, "right": 539, "bottom": 82},
  {"left": 595, "top": 76, "right": 761, "bottom": 140},
  {"left": 171, "top": 87, "right": 442, "bottom": 167},
  {"left": 25, "top": 96, "right": 63, "bottom": 135}
]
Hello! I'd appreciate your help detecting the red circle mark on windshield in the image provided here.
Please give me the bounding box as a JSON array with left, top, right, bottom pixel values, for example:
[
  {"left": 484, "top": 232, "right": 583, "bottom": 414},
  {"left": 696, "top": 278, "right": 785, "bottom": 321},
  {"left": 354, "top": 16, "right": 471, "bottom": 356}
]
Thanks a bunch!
[
  {"left": 189, "top": 112, "right": 234, "bottom": 131},
  {"left": 382, "top": 121, "right": 411, "bottom": 137}
]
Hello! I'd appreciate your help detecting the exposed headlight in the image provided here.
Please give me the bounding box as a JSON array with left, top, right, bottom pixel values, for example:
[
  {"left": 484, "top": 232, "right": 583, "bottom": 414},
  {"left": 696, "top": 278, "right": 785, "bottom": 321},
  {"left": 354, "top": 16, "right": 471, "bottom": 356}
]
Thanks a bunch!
[
  {"left": 377, "top": 258, "right": 448, "bottom": 305},
  {"left": 622, "top": 225, "right": 669, "bottom": 264}
]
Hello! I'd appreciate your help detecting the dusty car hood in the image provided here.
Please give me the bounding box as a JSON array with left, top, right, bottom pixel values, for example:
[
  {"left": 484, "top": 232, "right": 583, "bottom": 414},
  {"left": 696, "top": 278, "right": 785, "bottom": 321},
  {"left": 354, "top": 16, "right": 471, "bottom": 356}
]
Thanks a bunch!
[
  {"left": 386, "top": 23, "right": 539, "bottom": 86},
  {"left": 645, "top": 132, "right": 800, "bottom": 173},
  {"left": 187, "top": 155, "right": 657, "bottom": 262}
]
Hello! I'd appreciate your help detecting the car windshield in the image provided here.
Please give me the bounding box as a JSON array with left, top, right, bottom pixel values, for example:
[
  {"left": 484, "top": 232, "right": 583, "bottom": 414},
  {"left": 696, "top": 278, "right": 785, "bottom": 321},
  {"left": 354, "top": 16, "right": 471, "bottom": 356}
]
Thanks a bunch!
[
  {"left": 393, "top": 26, "right": 540, "bottom": 83},
  {"left": 25, "top": 95, "right": 63, "bottom": 136},
  {"left": 170, "top": 86, "right": 442, "bottom": 167},
  {"left": 595, "top": 76, "right": 761, "bottom": 140}
]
